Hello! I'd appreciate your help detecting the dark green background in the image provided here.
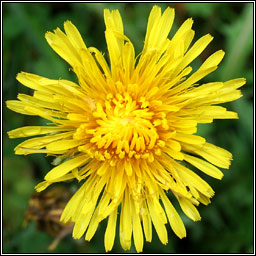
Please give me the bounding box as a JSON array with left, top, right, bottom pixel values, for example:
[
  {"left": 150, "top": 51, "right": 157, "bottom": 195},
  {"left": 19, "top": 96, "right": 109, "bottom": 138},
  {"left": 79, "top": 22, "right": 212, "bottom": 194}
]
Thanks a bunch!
[{"left": 3, "top": 2, "right": 253, "bottom": 253}]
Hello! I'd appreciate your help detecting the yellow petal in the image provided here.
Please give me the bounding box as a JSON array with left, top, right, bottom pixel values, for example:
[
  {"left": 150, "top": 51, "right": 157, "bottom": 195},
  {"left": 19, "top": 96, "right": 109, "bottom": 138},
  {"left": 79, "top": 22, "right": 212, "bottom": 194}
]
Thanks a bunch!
[
  {"left": 141, "top": 201, "right": 152, "bottom": 242},
  {"left": 184, "top": 154, "right": 224, "bottom": 179},
  {"left": 170, "top": 66, "right": 217, "bottom": 94},
  {"left": 132, "top": 200, "right": 144, "bottom": 253},
  {"left": 197, "top": 192, "right": 211, "bottom": 205},
  {"left": 214, "top": 90, "right": 243, "bottom": 104},
  {"left": 104, "top": 9, "right": 124, "bottom": 80},
  {"left": 14, "top": 131, "right": 73, "bottom": 151},
  {"left": 64, "top": 20, "right": 87, "bottom": 51},
  {"left": 85, "top": 205, "right": 101, "bottom": 241},
  {"left": 176, "top": 196, "right": 201, "bottom": 221},
  {"left": 104, "top": 9, "right": 123, "bottom": 34},
  {"left": 25, "top": 105, "right": 69, "bottom": 125},
  {"left": 119, "top": 192, "right": 132, "bottom": 250},
  {"left": 174, "top": 133, "right": 206, "bottom": 145},
  {"left": 164, "top": 147, "right": 184, "bottom": 160},
  {"left": 170, "top": 50, "right": 224, "bottom": 93},
  {"left": 61, "top": 182, "right": 87, "bottom": 223},
  {"left": 182, "top": 142, "right": 232, "bottom": 169},
  {"left": 35, "top": 181, "right": 51, "bottom": 192},
  {"left": 147, "top": 196, "right": 168, "bottom": 245},
  {"left": 224, "top": 78, "right": 246, "bottom": 89},
  {"left": 171, "top": 18, "right": 193, "bottom": 46},
  {"left": 35, "top": 172, "right": 75, "bottom": 192},
  {"left": 45, "top": 28, "right": 81, "bottom": 67},
  {"left": 178, "top": 34, "right": 213, "bottom": 71},
  {"left": 17, "top": 94, "right": 62, "bottom": 112},
  {"left": 198, "top": 50, "right": 225, "bottom": 71},
  {"left": 122, "top": 190, "right": 132, "bottom": 244},
  {"left": 16, "top": 72, "right": 52, "bottom": 93},
  {"left": 166, "top": 139, "right": 181, "bottom": 151},
  {"left": 96, "top": 161, "right": 109, "bottom": 176},
  {"left": 171, "top": 159, "right": 214, "bottom": 198},
  {"left": 104, "top": 208, "right": 118, "bottom": 252},
  {"left": 6, "top": 100, "right": 38, "bottom": 116},
  {"left": 122, "top": 42, "right": 135, "bottom": 82},
  {"left": 45, "top": 154, "right": 89, "bottom": 181},
  {"left": 160, "top": 190, "right": 186, "bottom": 238},
  {"left": 144, "top": 6, "right": 174, "bottom": 52},
  {"left": 184, "top": 82, "right": 224, "bottom": 97},
  {"left": 124, "top": 160, "right": 133, "bottom": 176},
  {"left": 88, "top": 47, "right": 112, "bottom": 80},
  {"left": 46, "top": 139, "right": 82, "bottom": 151},
  {"left": 72, "top": 206, "right": 95, "bottom": 239}
]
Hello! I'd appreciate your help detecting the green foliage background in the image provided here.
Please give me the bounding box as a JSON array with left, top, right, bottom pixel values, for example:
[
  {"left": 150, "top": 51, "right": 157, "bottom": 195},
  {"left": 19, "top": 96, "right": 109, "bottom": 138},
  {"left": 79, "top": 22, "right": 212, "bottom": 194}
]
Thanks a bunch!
[{"left": 3, "top": 2, "right": 253, "bottom": 254}]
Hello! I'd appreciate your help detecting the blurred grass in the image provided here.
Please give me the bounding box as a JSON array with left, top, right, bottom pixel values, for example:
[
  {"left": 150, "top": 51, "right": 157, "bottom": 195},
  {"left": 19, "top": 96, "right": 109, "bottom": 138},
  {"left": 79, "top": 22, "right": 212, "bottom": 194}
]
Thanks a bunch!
[{"left": 3, "top": 2, "right": 253, "bottom": 254}]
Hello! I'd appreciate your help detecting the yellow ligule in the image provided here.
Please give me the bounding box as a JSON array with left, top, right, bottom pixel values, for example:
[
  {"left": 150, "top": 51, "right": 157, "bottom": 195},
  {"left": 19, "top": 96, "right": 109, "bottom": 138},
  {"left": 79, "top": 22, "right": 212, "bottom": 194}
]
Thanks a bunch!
[
  {"left": 64, "top": 20, "right": 87, "bottom": 51},
  {"left": 46, "top": 139, "right": 82, "bottom": 151},
  {"left": 7, "top": 126, "right": 71, "bottom": 138},
  {"left": 174, "top": 133, "right": 206, "bottom": 145},
  {"left": 178, "top": 34, "right": 213, "bottom": 72},
  {"left": 176, "top": 195, "right": 201, "bottom": 221},
  {"left": 171, "top": 159, "right": 214, "bottom": 198},
  {"left": 131, "top": 199, "right": 144, "bottom": 252},
  {"left": 120, "top": 190, "right": 132, "bottom": 250},
  {"left": 104, "top": 207, "right": 118, "bottom": 252},
  {"left": 61, "top": 182, "right": 87, "bottom": 223},
  {"left": 160, "top": 190, "right": 186, "bottom": 239},
  {"left": 184, "top": 154, "right": 224, "bottom": 179},
  {"left": 141, "top": 200, "right": 152, "bottom": 242},
  {"left": 147, "top": 196, "right": 168, "bottom": 245},
  {"left": 45, "top": 154, "right": 89, "bottom": 181}
]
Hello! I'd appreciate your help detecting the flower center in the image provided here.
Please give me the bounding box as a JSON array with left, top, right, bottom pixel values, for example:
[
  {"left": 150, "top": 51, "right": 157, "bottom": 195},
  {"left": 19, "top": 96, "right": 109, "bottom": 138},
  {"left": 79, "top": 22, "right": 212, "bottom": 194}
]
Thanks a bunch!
[{"left": 78, "top": 90, "right": 168, "bottom": 165}]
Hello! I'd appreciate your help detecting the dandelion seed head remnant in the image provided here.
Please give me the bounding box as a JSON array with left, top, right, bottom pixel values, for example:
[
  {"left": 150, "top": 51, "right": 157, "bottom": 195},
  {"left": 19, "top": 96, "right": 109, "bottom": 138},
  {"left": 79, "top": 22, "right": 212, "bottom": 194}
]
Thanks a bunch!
[{"left": 7, "top": 6, "right": 245, "bottom": 252}]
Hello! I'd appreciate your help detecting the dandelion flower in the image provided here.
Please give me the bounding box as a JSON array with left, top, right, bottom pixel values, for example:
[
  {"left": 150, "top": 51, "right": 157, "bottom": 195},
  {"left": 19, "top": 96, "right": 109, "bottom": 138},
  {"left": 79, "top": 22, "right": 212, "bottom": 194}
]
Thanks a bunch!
[{"left": 7, "top": 6, "right": 245, "bottom": 252}]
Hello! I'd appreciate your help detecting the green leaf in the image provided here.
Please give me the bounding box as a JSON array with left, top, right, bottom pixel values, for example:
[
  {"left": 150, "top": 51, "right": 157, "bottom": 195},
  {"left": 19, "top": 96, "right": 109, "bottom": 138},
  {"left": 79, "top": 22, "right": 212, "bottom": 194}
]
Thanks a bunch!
[
  {"left": 3, "top": 15, "right": 23, "bottom": 39},
  {"left": 232, "top": 98, "right": 253, "bottom": 144},
  {"left": 220, "top": 4, "right": 253, "bottom": 80},
  {"left": 186, "top": 3, "right": 221, "bottom": 18}
]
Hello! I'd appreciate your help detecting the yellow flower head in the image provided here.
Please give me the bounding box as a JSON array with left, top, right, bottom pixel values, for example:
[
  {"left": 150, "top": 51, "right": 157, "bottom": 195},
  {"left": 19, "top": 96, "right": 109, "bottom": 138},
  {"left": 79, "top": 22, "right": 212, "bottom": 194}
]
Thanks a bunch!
[{"left": 7, "top": 6, "right": 245, "bottom": 252}]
